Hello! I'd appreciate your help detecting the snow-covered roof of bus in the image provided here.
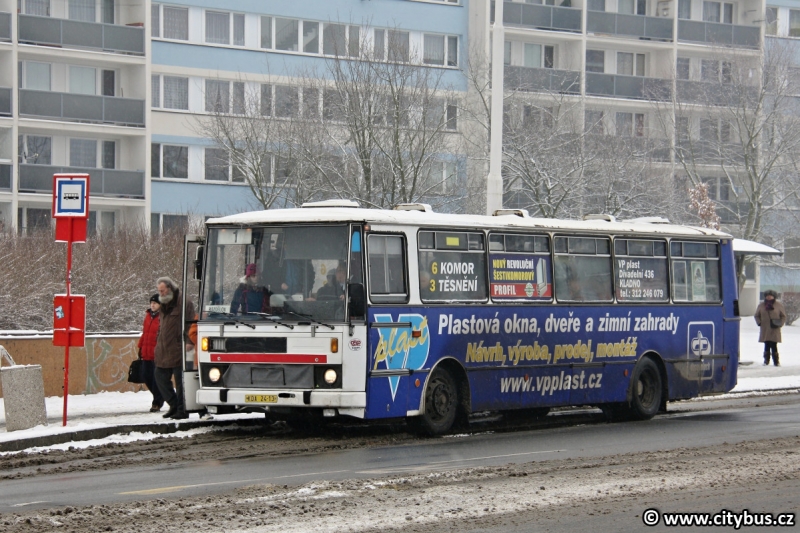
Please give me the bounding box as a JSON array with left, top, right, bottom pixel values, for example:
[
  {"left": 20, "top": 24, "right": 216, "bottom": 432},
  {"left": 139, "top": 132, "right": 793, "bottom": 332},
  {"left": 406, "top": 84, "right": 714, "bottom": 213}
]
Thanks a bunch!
[{"left": 206, "top": 207, "right": 730, "bottom": 238}]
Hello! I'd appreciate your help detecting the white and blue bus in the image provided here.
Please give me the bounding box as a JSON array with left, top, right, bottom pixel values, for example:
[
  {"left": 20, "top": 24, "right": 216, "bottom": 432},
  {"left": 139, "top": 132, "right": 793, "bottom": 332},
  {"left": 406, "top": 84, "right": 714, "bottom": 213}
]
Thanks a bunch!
[{"left": 182, "top": 200, "right": 739, "bottom": 435}]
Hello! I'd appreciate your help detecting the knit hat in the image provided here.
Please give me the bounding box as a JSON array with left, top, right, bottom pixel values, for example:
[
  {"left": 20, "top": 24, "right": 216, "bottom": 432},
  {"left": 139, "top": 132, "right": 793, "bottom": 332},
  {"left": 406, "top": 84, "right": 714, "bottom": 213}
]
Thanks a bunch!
[
  {"left": 245, "top": 263, "right": 257, "bottom": 276},
  {"left": 149, "top": 293, "right": 160, "bottom": 304}
]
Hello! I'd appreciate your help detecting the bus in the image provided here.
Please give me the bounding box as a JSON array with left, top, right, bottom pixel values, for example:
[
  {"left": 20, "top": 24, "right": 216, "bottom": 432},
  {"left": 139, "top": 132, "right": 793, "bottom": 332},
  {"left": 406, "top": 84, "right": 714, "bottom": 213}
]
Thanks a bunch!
[{"left": 180, "top": 200, "right": 739, "bottom": 435}]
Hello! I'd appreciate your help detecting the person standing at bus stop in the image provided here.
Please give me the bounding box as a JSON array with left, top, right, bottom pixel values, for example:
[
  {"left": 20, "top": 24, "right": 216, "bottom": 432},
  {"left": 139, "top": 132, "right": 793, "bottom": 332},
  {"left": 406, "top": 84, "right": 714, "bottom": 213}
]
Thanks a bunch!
[
  {"left": 754, "top": 290, "right": 786, "bottom": 366},
  {"left": 137, "top": 294, "right": 164, "bottom": 412},
  {"left": 154, "top": 276, "right": 195, "bottom": 419}
]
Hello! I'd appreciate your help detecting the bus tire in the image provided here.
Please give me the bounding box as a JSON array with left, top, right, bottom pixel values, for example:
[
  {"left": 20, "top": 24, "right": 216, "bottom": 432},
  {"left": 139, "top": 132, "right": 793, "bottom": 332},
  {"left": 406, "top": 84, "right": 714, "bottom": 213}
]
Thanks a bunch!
[
  {"left": 627, "top": 357, "right": 662, "bottom": 420},
  {"left": 412, "top": 367, "right": 459, "bottom": 436}
]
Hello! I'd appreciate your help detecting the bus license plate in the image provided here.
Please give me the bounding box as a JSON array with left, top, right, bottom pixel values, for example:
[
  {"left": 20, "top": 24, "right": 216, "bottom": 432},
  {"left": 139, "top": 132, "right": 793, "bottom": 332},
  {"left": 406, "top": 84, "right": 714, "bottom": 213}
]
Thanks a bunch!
[{"left": 245, "top": 394, "right": 278, "bottom": 403}]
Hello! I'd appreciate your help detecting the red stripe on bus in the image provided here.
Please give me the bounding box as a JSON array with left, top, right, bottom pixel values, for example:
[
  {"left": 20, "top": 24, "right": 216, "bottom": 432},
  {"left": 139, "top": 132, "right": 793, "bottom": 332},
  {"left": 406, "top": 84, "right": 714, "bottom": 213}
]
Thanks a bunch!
[{"left": 210, "top": 353, "right": 328, "bottom": 364}]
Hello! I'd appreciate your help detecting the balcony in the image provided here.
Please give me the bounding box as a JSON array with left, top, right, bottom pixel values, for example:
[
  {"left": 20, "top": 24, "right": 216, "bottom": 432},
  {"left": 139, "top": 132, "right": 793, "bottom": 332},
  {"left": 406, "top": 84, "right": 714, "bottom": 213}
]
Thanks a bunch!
[
  {"left": 505, "top": 66, "right": 580, "bottom": 94},
  {"left": 0, "top": 12, "right": 11, "bottom": 42},
  {"left": 675, "top": 140, "right": 746, "bottom": 165},
  {"left": 493, "top": 1, "right": 582, "bottom": 33},
  {"left": 676, "top": 79, "right": 759, "bottom": 106},
  {"left": 19, "top": 89, "right": 145, "bottom": 126},
  {"left": 587, "top": 12, "right": 673, "bottom": 41},
  {"left": 586, "top": 73, "right": 672, "bottom": 100},
  {"left": 18, "top": 14, "right": 145, "bottom": 56},
  {"left": 678, "top": 20, "right": 760, "bottom": 48},
  {"left": 0, "top": 164, "right": 11, "bottom": 191},
  {"left": 19, "top": 164, "right": 144, "bottom": 198},
  {"left": 585, "top": 135, "right": 672, "bottom": 162},
  {"left": 0, "top": 87, "right": 10, "bottom": 116}
]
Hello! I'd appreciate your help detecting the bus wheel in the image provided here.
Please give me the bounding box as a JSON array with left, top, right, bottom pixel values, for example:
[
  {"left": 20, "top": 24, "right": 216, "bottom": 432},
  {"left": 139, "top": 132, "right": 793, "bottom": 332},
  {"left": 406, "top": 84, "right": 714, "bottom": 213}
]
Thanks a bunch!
[
  {"left": 412, "top": 367, "right": 459, "bottom": 436},
  {"left": 627, "top": 358, "right": 662, "bottom": 420}
]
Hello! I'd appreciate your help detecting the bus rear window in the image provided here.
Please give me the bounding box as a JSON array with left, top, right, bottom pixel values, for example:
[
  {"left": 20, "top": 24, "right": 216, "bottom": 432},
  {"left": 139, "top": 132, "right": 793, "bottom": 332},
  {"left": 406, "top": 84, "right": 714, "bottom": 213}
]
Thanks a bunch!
[
  {"left": 670, "top": 241, "right": 721, "bottom": 302},
  {"left": 614, "top": 239, "right": 668, "bottom": 302},
  {"left": 419, "top": 230, "right": 487, "bottom": 302},
  {"left": 554, "top": 236, "right": 613, "bottom": 302}
]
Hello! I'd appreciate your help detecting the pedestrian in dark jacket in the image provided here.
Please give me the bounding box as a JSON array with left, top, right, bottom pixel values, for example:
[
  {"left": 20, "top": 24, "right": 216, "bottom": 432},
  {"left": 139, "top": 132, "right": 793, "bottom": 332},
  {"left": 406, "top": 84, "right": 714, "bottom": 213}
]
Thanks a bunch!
[
  {"left": 137, "top": 294, "right": 164, "bottom": 412},
  {"left": 154, "top": 276, "right": 195, "bottom": 419},
  {"left": 754, "top": 290, "right": 787, "bottom": 366}
]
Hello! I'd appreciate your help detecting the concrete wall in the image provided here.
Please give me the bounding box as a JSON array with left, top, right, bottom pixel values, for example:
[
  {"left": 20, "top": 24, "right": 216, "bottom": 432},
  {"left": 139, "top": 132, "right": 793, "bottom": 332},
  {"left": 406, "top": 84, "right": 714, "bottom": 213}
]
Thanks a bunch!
[{"left": 0, "top": 335, "right": 142, "bottom": 398}]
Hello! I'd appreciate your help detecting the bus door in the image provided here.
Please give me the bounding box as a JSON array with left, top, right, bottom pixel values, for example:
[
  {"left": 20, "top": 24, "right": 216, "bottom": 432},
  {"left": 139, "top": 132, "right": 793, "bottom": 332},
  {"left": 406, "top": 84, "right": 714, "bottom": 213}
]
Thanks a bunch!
[{"left": 182, "top": 234, "right": 204, "bottom": 413}]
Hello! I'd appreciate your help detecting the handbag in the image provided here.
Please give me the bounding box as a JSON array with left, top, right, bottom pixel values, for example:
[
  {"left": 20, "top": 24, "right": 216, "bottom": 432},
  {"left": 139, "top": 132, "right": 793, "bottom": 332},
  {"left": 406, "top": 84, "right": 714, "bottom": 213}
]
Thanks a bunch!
[
  {"left": 127, "top": 358, "right": 145, "bottom": 384},
  {"left": 770, "top": 318, "right": 783, "bottom": 329}
]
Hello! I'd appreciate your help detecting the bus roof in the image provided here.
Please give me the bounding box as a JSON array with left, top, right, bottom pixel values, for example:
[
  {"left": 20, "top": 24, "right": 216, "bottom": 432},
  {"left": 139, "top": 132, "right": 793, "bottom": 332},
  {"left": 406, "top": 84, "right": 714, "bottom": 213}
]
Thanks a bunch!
[{"left": 206, "top": 206, "right": 731, "bottom": 239}]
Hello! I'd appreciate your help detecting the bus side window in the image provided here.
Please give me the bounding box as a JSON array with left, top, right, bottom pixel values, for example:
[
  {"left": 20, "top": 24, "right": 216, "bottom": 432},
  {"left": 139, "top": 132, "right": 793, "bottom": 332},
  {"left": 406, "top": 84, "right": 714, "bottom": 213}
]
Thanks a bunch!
[
  {"left": 670, "top": 240, "right": 721, "bottom": 302},
  {"left": 367, "top": 234, "right": 408, "bottom": 303},
  {"left": 554, "top": 236, "right": 613, "bottom": 302}
]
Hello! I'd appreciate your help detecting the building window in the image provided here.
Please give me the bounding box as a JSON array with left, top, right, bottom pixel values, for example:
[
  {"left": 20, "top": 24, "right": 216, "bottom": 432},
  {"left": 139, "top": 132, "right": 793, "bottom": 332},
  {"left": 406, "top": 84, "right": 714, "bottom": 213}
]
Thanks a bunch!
[
  {"left": 163, "top": 6, "right": 189, "bottom": 40},
  {"left": 233, "top": 13, "right": 245, "bottom": 46},
  {"left": 676, "top": 57, "right": 690, "bottom": 80},
  {"left": 765, "top": 7, "right": 778, "bottom": 36},
  {"left": 206, "top": 80, "right": 230, "bottom": 113},
  {"left": 102, "top": 140, "right": 115, "bottom": 169},
  {"left": 423, "top": 34, "right": 445, "bottom": 65},
  {"left": 302, "top": 88, "right": 319, "bottom": 119},
  {"left": 69, "top": 66, "right": 96, "bottom": 95},
  {"left": 70, "top": 138, "right": 97, "bottom": 168},
  {"left": 261, "top": 16, "right": 272, "bottom": 49},
  {"left": 504, "top": 41, "right": 511, "bottom": 66},
  {"left": 588, "top": 0, "right": 605, "bottom": 12},
  {"left": 19, "top": 135, "right": 52, "bottom": 165},
  {"left": 703, "top": 2, "right": 732, "bottom": 23},
  {"left": 303, "top": 20, "right": 319, "bottom": 54},
  {"left": 585, "top": 110, "right": 604, "bottom": 134},
  {"left": 617, "top": 52, "right": 645, "bottom": 76},
  {"left": 151, "top": 143, "right": 161, "bottom": 177},
  {"left": 675, "top": 116, "right": 690, "bottom": 140},
  {"left": 616, "top": 112, "right": 645, "bottom": 137},
  {"left": 25, "top": 0, "right": 50, "bottom": 17},
  {"left": 678, "top": 0, "right": 691, "bottom": 19},
  {"left": 275, "top": 85, "right": 298, "bottom": 118},
  {"left": 276, "top": 18, "right": 299, "bottom": 51},
  {"left": 387, "top": 30, "right": 410, "bottom": 62},
  {"left": 791, "top": 10, "right": 800, "bottom": 37},
  {"left": 69, "top": 0, "right": 96, "bottom": 22},
  {"left": 151, "top": 3, "right": 160, "bottom": 37},
  {"left": 232, "top": 82, "right": 245, "bottom": 114},
  {"left": 446, "top": 104, "right": 457, "bottom": 131},
  {"left": 701, "top": 59, "right": 719, "bottom": 81},
  {"left": 374, "top": 29, "right": 385, "bottom": 60},
  {"left": 24, "top": 61, "right": 51, "bottom": 91},
  {"left": 205, "top": 148, "right": 230, "bottom": 181},
  {"left": 424, "top": 161, "right": 457, "bottom": 194},
  {"left": 163, "top": 145, "right": 188, "bottom": 178},
  {"left": 163, "top": 214, "right": 188, "bottom": 233},
  {"left": 261, "top": 84, "right": 272, "bottom": 116},
  {"left": 618, "top": 0, "right": 646, "bottom": 15},
  {"left": 206, "top": 11, "right": 230, "bottom": 45},
  {"left": 586, "top": 50, "right": 604, "bottom": 73},
  {"left": 151, "top": 75, "right": 161, "bottom": 108},
  {"left": 163, "top": 76, "right": 188, "bottom": 110}
]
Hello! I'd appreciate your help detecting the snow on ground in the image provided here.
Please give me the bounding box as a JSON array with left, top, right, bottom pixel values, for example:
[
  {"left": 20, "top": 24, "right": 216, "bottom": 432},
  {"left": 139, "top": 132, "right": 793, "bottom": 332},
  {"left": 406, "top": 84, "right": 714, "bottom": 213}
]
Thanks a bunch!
[{"left": 0, "top": 320, "right": 797, "bottom": 447}]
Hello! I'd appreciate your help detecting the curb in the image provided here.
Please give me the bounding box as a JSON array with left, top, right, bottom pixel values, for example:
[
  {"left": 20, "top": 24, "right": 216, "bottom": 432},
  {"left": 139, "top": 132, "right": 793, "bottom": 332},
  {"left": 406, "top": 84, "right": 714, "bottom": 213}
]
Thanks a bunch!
[{"left": 0, "top": 418, "right": 265, "bottom": 453}]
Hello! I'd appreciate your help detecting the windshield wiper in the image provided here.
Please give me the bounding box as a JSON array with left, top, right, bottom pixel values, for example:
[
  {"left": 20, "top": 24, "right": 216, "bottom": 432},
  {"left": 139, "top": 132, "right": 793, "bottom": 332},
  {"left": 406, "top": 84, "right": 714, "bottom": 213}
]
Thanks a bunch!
[
  {"left": 245, "top": 312, "right": 295, "bottom": 330},
  {"left": 283, "top": 310, "right": 335, "bottom": 330},
  {"left": 221, "top": 314, "right": 256, "bottom": 330}
]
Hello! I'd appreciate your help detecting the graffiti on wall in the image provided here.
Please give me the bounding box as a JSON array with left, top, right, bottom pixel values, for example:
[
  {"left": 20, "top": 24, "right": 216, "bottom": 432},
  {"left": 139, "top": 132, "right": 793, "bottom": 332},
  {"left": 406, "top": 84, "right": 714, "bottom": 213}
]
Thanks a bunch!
[{"left": 85, "top": 338, "right": 139, "bottom": 394}]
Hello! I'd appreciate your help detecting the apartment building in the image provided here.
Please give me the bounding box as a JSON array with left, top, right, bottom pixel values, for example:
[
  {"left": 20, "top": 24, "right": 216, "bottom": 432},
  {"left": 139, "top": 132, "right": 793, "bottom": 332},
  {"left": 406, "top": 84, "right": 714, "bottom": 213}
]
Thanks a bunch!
[
  {"left": 476, "top": 0, "right": 766, "bottom": 209},
  {"left": 1, "top": 0, "right": 148, "bottom": 234},
  {"left": 149, "top": 0, "right": 469, "bottom": 231}
]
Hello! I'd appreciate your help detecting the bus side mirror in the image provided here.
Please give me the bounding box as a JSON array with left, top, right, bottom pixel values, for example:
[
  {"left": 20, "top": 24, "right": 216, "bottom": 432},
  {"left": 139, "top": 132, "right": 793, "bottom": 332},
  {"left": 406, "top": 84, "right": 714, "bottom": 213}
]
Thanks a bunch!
[
  {"left": 194, "top": 245, "right": 204, "bottom": 281},
  {"left": 348, "top": 282, "right": 366, "bottom": 319}
]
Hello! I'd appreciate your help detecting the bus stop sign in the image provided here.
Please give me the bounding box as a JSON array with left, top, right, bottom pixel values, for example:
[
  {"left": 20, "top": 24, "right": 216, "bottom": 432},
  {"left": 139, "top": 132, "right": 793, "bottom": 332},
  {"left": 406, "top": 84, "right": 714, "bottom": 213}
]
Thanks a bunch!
[{"left": 52, "top": 174, "right": 89, "bottom": 243}]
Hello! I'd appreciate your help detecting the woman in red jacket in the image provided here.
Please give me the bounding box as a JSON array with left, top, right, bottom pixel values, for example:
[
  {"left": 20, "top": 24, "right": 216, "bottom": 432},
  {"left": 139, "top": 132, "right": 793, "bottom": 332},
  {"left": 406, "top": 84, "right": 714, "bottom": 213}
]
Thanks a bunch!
[{"left": 137, "top": 294, "right": 164, "bottom": 412}]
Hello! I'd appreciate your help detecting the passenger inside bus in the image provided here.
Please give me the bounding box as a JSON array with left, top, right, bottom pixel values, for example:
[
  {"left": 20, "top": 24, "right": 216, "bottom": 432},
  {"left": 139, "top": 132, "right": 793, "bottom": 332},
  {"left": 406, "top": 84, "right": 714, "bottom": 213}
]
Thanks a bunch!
[{"left": 230, "top": 263, "right": 272, "bottom": 314}]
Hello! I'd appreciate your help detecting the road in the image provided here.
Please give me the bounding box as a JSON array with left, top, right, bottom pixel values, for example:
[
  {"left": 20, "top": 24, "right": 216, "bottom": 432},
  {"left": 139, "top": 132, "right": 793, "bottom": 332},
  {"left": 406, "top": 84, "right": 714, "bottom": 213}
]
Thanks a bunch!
[{"left": 1, "top": 393, "right": 799, "bottom": 532}]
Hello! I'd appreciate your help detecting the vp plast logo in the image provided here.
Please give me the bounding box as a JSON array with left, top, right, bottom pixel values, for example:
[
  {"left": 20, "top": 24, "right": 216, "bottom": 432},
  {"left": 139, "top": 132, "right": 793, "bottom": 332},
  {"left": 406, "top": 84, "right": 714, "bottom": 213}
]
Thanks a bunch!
[{"left": 687, "top": 322, "right": 715, "bottom": 357}]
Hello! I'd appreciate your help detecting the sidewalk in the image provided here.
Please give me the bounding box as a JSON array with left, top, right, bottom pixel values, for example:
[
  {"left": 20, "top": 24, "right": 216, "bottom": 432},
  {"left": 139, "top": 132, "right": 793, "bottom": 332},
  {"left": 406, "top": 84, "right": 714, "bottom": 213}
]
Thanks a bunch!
[{"left": 1, "top": 320, "right": 798, "bottom": 453}]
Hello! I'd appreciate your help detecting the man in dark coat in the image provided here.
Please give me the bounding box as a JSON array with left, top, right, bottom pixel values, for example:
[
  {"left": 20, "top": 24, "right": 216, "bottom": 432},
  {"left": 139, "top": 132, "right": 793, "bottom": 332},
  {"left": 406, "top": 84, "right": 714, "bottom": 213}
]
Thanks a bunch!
[
  {"left": 754, "top": 290, "right": 787, "bottom": 366},
  {"left": 154, "top": 276, "right": 195, "bottom": 419}
]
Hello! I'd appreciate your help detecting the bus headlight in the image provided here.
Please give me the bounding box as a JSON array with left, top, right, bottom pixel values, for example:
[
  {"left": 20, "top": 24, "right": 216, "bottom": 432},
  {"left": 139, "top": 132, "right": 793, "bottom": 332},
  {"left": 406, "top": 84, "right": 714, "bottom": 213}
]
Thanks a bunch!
[
  {"left": 208, "top": 367, "right": 222, "bottom": 383},
  {"left": 324, "top": 369, "right": 337, "bottom": 384}
]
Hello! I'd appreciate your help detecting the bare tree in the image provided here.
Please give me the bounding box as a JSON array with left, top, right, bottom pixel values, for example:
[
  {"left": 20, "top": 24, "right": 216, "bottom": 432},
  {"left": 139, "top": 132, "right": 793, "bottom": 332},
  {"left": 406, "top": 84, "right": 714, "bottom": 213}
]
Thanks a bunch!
[
  {"left": 466, "top": 47, "right": 679, "bottom": 219},
  {"left": 653, "top": 40, "right": 800, "bottom": 247},
  {"left": 196, "top": 26, "right": 466, "bottom": 212}
]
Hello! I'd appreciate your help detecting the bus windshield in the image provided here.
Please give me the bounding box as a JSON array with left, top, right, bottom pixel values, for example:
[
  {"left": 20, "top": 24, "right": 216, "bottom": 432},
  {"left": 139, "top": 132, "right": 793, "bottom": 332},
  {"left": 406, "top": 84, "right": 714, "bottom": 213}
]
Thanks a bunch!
[{"left": 202, "top": 225, "right": 351, "bottom": 323}]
